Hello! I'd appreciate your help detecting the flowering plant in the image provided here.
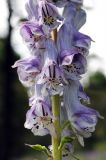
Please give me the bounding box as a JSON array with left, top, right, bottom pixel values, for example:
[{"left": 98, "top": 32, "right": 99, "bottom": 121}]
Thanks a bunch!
[{"left": 13, "top": 0, "right": 103, "bottom": 159}]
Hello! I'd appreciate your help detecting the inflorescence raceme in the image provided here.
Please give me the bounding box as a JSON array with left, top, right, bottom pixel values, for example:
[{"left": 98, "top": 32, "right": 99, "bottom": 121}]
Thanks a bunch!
[{"left": 12, "top": 0, "right": 103, "bottom": 159}]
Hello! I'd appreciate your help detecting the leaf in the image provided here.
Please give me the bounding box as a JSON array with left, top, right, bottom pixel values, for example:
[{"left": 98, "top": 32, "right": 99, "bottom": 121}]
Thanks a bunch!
[
  {"left": 25, "top": 144, "right": 51, "bottom": 157},
  {"left": 58, "top": 136, "right": 75, "bottom": 150}
]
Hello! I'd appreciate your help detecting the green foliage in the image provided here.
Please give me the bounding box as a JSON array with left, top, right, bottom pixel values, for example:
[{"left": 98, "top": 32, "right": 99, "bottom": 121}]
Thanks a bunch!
[
  {"left": 25, "top": 144, "right": 51, "bottom": 157},
  {"left": 58, "top": 136, "right": 75, "bottom": 150}
]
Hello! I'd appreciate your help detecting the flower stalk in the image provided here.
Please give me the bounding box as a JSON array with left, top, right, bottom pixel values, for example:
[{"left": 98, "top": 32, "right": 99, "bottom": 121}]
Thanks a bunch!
[
  {"left": 51, "top": 95, "right": 62, "bottom": 160},
  {"left": 51, "top": 30, "right": 62, "bottom": 160}
]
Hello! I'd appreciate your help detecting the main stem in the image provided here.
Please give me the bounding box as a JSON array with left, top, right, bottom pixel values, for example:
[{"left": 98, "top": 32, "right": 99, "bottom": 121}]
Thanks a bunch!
[
  {"left": 51, "top": 29, "right": 62, "bottom": 160},
  {"left": 51, "top": 95, "right": 61, "bottom": 160}
]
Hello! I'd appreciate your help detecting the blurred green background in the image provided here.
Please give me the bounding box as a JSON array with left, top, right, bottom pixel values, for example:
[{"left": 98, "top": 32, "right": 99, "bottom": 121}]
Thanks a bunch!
[{"left": 0, "top": 0, "right": 106, "bottom": 160}]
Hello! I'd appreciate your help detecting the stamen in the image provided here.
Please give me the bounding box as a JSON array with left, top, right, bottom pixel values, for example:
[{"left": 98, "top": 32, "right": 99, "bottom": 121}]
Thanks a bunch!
[{"left": 44, "top": 16, "right": 55, "bottom": 25}]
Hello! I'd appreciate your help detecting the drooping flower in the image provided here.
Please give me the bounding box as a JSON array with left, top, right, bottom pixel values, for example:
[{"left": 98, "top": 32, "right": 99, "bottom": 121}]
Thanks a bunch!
[
  {"left": 57, "top": 21, "right": 92, "bottom": 59},
  {"left": 61, "top": 53, "right": 87, "bottom": 81},
  {"left": 20, "top": 21, "right": 50, "bottom": 54},
  {"left": 12, "top": 56, "right": 42, "bottom": 87},
  {"left": 57, "top": 24, "right": 87, "bottom": 80},
  {"left": 63, "top": 81, "right": 102, "bottom": 146},
  {"left": 38, "top": 63, "right": 66, "bottom": 95},
  {"left": 73, "top": 31, "right": 93, "bottom": 57},
  {"left": 25, "top": 84, "right": 56, "bottom": 136},
  {"left": 24, "top": 105, "right": 49, "bottom": 136},
  {"left": 26, "top": 0, "right": 63, "bottom": 30},
  {"left": 37, "top": 39, "right": 67, "bottom": 95}
]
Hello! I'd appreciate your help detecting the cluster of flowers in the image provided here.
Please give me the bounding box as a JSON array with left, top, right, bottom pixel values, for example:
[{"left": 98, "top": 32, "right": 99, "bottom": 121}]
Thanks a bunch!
[{"left": 13, "top": 0, "right": 102, "bottom": 159}]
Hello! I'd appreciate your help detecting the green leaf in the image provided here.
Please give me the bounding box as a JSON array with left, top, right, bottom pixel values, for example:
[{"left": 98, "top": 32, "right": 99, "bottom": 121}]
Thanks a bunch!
[
  {"left": 58, "top": 136, "right": 75, "bottom": 150},
  {"left": 25, "top": 144, "right": 51, "bottom": 157}
]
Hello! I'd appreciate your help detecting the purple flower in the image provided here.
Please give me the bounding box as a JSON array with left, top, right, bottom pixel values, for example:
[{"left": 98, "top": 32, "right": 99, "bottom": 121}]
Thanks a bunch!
[
  {"left": 38, "top": 63, "right": 66, "bottom": 95},
  {"left": 63, "top": 81, "right": 103, "bottom": 146},
  {"left": 73, "top": 31, "right": 93, "bottom": 57},
  {"left": 57, "top": 22, "right": 92, "bottom": 60},
  {"left": 26, "top": 0, "right": 63, "bottom": 30},
  {"left": 12, "top": 56, "right": 42, "bottom": 87},
  {"left": 37, "top": 40, "right": 67, "bottom": 95},
  {"left": 61, "top": 53, "right": 87, "bottom": 80},
  {"left": 57, "top": 24, "right": 75, "bottom": 59},
  {"left": 25, "top": 84, "right": 56, "bottom": 136},
  {"left": 24, "top": 106, "right": 49, "bottom": 136},
  {"left": 20, "top": 22, "right": 50, "bottom": 54},
  {"left": 57, "top": 24, "right": 88, "bottom": 81}
]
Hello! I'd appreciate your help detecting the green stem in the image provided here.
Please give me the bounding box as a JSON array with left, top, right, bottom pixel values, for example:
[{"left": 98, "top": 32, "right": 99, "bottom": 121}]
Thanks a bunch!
[{"left": 51, "top": 95, "right": 62, "bottom": 160}]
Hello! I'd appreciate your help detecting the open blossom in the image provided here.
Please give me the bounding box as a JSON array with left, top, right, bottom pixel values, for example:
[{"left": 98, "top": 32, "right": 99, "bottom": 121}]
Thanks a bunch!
[
  {"left": 20, "top": 22, "right": 50, "bottom": 54},
  {"left": 12, "top": 56, "right": 42, "bottom": 87},
  {"left": 37, "top": 39, "right": 67, "bottom": 95},
  {"left": 26, "top": 0, "right": 63, "bottom": 30},
  {"left": 25, "top": 84, "right": 56, "bottom": 136},
  {"left": 38, "top": 62, "right": 67, "bottom": 95},
  {"left": 61, "top": 53, "right": 87, "bottom": 80},
  {"left": 63, "top": 81, "right": 103, "bottom": 146},
  {"left": 73, "top": 31, "right": 93, "bottom": 57}
]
